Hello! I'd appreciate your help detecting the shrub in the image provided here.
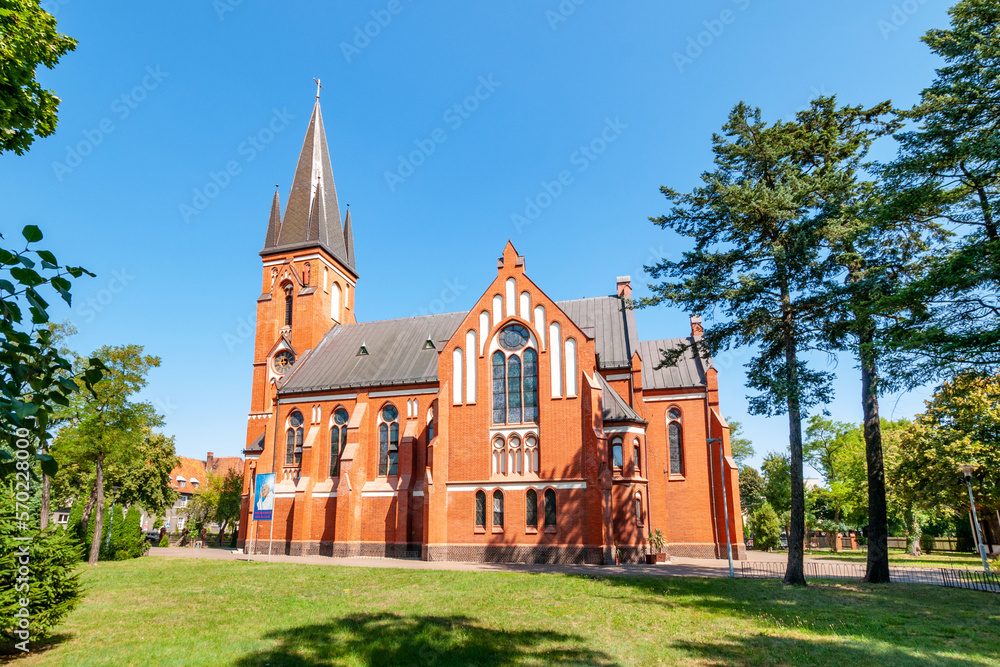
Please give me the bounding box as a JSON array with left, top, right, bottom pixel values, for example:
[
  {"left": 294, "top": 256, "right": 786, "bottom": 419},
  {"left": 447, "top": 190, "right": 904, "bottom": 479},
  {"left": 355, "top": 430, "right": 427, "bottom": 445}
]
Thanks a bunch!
[
  {"left": 0, "top": 484, "right": 83, "bottom": 640},
  {"left": 920, "top": 532, "right": 935, "bottom": 554},
  {"left": 158, "top": 533, "right": 169, "bottom": 548},
  {"left": 748, "top": 501, "right": 782, "bottom": 552}
]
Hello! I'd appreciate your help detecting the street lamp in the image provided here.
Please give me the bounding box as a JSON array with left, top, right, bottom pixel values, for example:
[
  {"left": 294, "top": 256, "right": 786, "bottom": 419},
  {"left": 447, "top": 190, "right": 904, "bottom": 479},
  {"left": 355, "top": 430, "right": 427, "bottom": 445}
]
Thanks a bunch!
[
  {"left": 105, "top": 485, "right": 121, "bottom": 552},
  {"left": 958, "top": 465, "right": 991, "bottom": 574},
  {"left": 709, "top": 438, "right": 734, "bottom": 578}
]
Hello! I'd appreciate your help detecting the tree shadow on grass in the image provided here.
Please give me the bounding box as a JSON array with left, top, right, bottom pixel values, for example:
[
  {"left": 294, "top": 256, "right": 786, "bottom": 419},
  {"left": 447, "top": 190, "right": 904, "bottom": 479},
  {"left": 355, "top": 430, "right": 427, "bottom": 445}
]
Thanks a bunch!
[
  {"left": 231, "top": 612, "right": 618, "bottom": 667},
  {"left": 575, "top": 574, "right": 1000, "bottom": 665},
  {"left": 0, "top": 633, "right": 72, "bottom": 663}
]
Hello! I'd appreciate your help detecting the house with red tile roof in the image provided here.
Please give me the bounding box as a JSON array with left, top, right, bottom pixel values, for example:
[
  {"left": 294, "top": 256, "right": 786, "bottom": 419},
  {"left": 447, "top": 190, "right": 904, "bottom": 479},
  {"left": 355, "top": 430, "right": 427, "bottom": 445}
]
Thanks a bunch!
[{"left": 141, "top": 452, "right": 243, "bottom": 535}]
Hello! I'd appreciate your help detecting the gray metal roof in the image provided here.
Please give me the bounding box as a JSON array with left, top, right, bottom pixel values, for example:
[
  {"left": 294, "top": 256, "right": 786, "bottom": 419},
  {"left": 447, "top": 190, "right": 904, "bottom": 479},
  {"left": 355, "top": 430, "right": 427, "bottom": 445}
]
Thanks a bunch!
[
  {"left": 556, "top": 296, "right": 635, "bottom": 369},
  {"left": 638, "top": 338, "right": 708, "bottom": 390},
  {"left": 596, "top": 373, "right": 646, "bottom": 424},
  {"left": 245, "top": 432, "right": 264, "bottom": 453},
  {"left": 279, "top": 311, "right": 467, "bottom": 394},
  {"left": 263, "top": 99, "right": 355, "bottom": 274}
]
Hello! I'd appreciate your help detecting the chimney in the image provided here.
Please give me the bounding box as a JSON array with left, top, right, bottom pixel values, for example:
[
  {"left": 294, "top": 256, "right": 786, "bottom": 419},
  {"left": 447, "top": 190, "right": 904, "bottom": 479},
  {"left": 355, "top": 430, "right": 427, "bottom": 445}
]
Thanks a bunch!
[
  {"left": 206, "top": 452, "right": 214, "bottom": 472},
  {"left": 690, "top": 314, "right": 704, "bottom": 337},
  {"left": 616, "top": 276, "right": 632, "bottom": 299}
]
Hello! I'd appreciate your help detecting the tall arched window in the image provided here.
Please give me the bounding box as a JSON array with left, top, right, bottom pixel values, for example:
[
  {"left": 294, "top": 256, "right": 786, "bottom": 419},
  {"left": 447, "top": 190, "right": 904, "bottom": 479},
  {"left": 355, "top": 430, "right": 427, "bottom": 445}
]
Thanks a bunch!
[
  {"left": 331, "top": 283, "right": 342, "bottom": 322},
  {"left": 635, "top": 492, "right": 643, "bottom": 525},
  {"left": 634, "top": 438, "right": 642, "bottom": 475},
  {"left": 526, "top": 489, "right": 538, "bottom": 527},
  {"left": 544, "top": 488, "right": 556, "bottom": 527},
  {"left": 475, "top": 490, "right": 486, "bottom": 528},
  {"left": 668, "top": 408, "right": 683, "bottom": 475},
  {"left": 284, "top": 285, "right": 293, "bottom": 327},
  {"left": 285, "top": 411, "right": 303, "bottom": 465},
  {"left": 507, "top": 356, "right": 521, "bottom": 423},
  {"left": 491, "top": 324, "right": 538, "bottom": 425},
  {"left": 452, "top": 348, "right": 463, "bottom": 405},
  {"left": 493, "top": 490, "right": 504, "bottom": 528},
  {"left": 378, "top": 404, "right": 399, "bottom": 476},
  {"left": 426, "top": 406, "right": 435, "bottom": 442},
  {"left": 611, "top": 437, "right": 623, "bottom": 471},
  {"left": 329, "top": 407, "right": 349, "bottom": 477}
]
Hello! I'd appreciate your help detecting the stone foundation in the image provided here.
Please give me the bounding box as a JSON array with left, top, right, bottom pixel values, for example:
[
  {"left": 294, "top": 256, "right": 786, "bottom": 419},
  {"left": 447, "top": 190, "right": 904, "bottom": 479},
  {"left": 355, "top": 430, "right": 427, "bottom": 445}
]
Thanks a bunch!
[
  {"left": 241, "top": 540, "right": 743, "bottom": 563},
  {"left": 668, "top": 543, "right": 747, "bottom": 560}
]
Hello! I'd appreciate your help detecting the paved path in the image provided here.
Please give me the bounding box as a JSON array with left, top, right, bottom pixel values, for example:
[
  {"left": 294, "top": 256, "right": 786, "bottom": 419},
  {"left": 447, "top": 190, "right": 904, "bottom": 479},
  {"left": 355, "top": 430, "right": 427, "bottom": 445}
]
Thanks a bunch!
[{"left": 146, "top": 547, "right": 955, "bottom": 584}]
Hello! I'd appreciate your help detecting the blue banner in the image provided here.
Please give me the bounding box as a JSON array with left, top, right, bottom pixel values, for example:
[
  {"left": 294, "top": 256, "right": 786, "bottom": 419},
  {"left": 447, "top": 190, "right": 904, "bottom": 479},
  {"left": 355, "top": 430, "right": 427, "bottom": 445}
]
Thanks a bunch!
[{"left": 253, "top": 472, "right": 275, "bottom": 521}]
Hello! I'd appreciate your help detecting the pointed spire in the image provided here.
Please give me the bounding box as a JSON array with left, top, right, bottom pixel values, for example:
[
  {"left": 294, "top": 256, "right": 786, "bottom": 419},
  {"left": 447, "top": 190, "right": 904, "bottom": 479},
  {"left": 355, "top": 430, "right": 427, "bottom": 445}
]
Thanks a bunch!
[
  {"left": 270, "top": 98, "right": 352, "bottom": 271},
  {"left": 343, "top": 205, "right": 354, "bottom": 269},
  {"left": 263, "top": 187, "right": 282, "bottom": 248}
]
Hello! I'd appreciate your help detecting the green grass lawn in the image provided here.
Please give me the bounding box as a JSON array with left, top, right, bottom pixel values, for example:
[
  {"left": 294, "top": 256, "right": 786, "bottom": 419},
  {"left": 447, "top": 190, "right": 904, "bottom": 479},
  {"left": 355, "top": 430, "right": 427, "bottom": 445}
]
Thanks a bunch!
[
  {"left": 3, "top": 557, "right": 999, "bottom": 666},
  {"left": 804, "top": 548, "right": 991, "bottom": 569}
]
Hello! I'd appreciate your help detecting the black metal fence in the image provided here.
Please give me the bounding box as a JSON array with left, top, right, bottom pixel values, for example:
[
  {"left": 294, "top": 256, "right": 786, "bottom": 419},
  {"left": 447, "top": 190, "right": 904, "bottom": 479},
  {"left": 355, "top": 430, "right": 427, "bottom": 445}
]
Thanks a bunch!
[
  {"left": 940, "top": 568, "right": 1000, "bottom": 593},
  {"left": 741, "top": 560, "right": 999, "bottom": 593}
]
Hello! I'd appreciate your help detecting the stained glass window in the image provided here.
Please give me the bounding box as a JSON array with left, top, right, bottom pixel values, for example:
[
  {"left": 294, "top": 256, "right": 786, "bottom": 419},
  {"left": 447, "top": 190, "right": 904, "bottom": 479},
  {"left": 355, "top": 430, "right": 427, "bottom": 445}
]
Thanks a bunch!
[
  {"left": 498, "top": 324, "right": 529, "bottom": 351},
  {"left": 493, "top": 490, "right": 504, "bottom": 527},
  {"left": 526, "top": 489, "right": 538, "bottom": 527},
  {"left": 669, "top": 421, "right": 683, "bottom": 475},
  {"left": 507, "top": 356, "right": 522, "bottom": 423},
  {"left": 475, "top": 491, "right": 486, "bottom": 527},
  {"left": 492, "top": 351, "right": 506, "bottom": 424},
  {"left": 544, "top": 489, "right": 556, "bottom": 527}
]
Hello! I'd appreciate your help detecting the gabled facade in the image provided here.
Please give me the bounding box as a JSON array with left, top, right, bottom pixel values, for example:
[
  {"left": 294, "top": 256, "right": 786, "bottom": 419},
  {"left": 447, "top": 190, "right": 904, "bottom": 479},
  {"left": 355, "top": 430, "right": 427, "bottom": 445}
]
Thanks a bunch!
[{"left": 237, "top": 97, "right": 743, "bottom": 563}]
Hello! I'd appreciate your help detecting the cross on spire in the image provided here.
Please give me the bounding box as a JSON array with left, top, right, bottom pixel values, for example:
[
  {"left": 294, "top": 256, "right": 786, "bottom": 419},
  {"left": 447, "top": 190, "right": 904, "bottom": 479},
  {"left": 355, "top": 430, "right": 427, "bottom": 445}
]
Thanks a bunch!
[{"left": 313, "top": 77, "right": 324, "bottom": 99}]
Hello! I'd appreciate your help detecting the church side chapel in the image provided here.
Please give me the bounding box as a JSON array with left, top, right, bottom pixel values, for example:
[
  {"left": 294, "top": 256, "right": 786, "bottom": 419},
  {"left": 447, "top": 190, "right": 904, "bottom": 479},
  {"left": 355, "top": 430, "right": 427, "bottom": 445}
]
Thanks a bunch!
[{"left": 237, "top": 95, "right": 744, "bottom": 564}]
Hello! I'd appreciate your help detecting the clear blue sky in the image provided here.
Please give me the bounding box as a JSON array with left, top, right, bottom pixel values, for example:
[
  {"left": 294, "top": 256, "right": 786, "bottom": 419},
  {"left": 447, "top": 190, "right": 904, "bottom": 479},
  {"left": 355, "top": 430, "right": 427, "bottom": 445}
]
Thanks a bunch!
[{"left": 3, "top": 1, "right": 955, "bottom": 474}]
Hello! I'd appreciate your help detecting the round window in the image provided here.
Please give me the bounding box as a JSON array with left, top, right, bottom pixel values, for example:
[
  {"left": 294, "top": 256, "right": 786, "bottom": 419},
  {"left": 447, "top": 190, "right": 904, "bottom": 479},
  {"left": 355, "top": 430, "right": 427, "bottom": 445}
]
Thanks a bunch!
[
  {"left": 289, "top": 411, "right": 304, "bottom": 427},
  {"left": 381, "top": 405, "right": 398, "bottom": 422},
  {"left": 334, "top": 408, "right": 349, "bottom": 425},
  {"left": 498, "top": 324, "right": 529, "bottom": 351}
]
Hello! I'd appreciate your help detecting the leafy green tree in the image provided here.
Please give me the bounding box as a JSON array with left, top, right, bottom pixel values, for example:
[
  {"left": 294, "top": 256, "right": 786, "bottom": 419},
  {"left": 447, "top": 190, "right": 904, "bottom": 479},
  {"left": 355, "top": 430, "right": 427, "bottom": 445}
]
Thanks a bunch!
[
  {"left": 158, "top": 532, "right": 169, "bottom": 548},
  {"left": 641, "top": 99, "right": 871, "bottom": 585},
  {"left": 212, "top": 468, "right": 243, "bottom": 546},
  {"left": 804, "top": 416, "right": 868, "bottom": 530},
  {"left": 0, "top": 1, "right": 77, "bottom": 155},
  {"left": 0, "top": 483, "right": 82, "bottom": 642},
  {"left": 881, "top": 0, "right": 1000, "bottom": 375},
  {"left": 893, "top": 373, "right": 1000, "bottom": 519},
  {"left": 761, "top": 452, "right": 791, "bottom": 517},
  {"left": 52, "top": 345, "right": 162, "bottom": 565},
  {"left": 0, "top": 226, "right": 102, "bottom": 461},
  {"left": 748, "top": 501, "right": 782, "bottom": 552},
  {"left": 726, "top": 418, "right": 755, "bottom": 464},
  {"left": 738, "top": 465, "right": 765, "bottom": 515}
]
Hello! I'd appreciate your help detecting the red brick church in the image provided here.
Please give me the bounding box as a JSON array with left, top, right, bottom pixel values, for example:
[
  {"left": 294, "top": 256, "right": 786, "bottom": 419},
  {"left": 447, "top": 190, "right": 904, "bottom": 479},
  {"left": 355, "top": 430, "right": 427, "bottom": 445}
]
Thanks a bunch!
[{"left": 236, "top": 96, "right": 744, "bottom": 563}]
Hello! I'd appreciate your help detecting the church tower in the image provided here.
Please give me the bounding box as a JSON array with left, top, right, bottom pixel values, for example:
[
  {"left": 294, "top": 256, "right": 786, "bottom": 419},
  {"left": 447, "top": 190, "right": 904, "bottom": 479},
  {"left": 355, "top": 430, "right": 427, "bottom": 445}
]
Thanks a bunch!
[{"left": 245, "top": 93, "right": 358, "bottom": 433}]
